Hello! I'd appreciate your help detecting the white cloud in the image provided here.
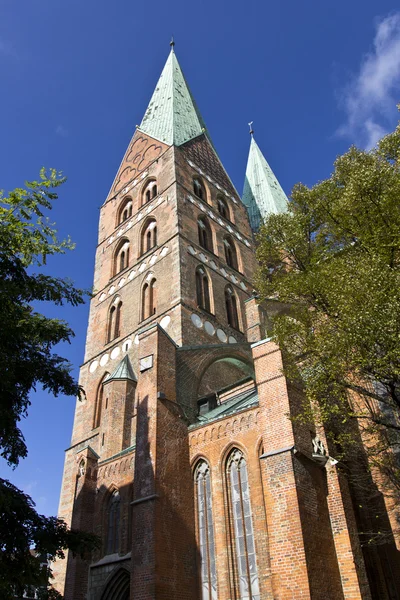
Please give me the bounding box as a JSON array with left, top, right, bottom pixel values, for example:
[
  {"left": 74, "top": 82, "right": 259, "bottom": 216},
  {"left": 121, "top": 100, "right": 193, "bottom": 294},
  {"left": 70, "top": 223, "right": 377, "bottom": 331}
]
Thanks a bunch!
[
  {"left": 56, "top": 125, "right": 69, "bottom": 138},
  {"left": 337, "top": 13, "right": 400, "bottom": 149}
]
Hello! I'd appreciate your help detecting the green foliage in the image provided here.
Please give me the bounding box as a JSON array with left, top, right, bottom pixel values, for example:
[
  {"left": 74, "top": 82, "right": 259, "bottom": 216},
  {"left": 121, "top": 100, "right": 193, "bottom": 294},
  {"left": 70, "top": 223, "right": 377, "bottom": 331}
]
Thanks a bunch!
[
  {"left": 0, "top": 169, "right": 87, "bottom": 466},
  {"left": 255, "top": 118, "right": 400, "bottom": 495},
  {"left": 0, "top": 478, "right": 99, "bottom": 600},
  {"left": 0, "top": 170, "right": 98, "bottom": 597}
]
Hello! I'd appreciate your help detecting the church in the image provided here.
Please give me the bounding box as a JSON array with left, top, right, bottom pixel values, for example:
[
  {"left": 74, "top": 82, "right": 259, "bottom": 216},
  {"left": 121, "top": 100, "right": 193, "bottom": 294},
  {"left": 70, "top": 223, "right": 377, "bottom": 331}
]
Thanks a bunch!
[{"left": 53, "top": 44, "right": 400, "bottom": 600}]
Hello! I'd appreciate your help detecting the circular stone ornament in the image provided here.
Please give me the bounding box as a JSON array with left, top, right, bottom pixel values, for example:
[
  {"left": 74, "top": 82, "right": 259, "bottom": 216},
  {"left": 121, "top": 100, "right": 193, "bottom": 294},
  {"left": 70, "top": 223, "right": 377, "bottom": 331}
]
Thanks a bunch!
[
  {"left": 89, "top": 360, "right": 99, "bottom": 373},
  {"left": 216, "top": 329, "right": 228, "bottom": 343},
  {"left": 191, "top": 314, "right": 203, "bottom": 328},
  {"left": 111, "top": 347, "right": 120, "bottom": 360},
  {"left": 160, "top": 315, "right": 171, "bottom": 329},
  {"left": 123, "top": 339, "right": 132, "bottom": 352},
  {"left": 204, "top": 321, "right": 215, "bottom": 336},
  {"left": 100, "top": 354, "right": 109, "bottom": 367}
]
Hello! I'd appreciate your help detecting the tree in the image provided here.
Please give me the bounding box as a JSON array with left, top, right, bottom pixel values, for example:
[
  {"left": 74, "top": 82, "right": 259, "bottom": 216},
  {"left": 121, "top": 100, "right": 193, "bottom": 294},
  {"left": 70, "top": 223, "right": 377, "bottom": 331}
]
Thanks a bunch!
[
  {"left": 0, "top": 169, "right": 98, "bottom": 598},
  {"left": 255, "top": 118, "right": 400, "bottom": 524}
]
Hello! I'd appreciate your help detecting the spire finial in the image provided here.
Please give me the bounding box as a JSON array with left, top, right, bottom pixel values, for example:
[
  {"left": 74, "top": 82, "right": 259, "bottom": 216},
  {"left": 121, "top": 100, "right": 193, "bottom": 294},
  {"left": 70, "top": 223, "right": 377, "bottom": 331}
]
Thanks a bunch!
[
  {"left": 170, "top": 36, "right": 175, "bottom": 49},
  {"left": 248, "top": 121, "right": 254, "bottom": 136}
]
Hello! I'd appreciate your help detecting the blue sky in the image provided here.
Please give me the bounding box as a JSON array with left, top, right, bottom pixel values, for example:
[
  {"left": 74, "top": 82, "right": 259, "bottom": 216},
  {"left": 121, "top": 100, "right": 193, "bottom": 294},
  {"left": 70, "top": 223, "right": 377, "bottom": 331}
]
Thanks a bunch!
[{"left": 1, "top": 0, "right": 400, "bottom": 517}]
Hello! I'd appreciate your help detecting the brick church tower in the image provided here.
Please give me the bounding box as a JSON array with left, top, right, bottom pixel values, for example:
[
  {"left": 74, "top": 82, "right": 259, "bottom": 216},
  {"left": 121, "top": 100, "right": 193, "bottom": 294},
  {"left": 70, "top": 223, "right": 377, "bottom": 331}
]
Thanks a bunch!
[{"left": 53, "top": 46, "right": 400, "bottom": 600}]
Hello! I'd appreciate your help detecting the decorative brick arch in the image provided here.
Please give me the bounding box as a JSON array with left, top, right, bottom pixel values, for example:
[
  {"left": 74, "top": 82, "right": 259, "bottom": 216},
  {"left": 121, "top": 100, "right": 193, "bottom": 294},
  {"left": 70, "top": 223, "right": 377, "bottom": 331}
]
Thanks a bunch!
[
  {"left": 100, "top": 567, "right": 130, "bottom": 600},
  {"left": 176, "top": 342, "right": 254, "bottom": 416}
]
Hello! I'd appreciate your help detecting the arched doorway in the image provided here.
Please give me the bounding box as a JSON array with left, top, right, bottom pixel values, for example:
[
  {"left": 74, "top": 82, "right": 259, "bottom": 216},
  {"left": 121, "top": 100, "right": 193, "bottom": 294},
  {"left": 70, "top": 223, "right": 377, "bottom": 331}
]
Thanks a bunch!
[{"left": 100, "top": 568, "right": 130, "bottom": 600}]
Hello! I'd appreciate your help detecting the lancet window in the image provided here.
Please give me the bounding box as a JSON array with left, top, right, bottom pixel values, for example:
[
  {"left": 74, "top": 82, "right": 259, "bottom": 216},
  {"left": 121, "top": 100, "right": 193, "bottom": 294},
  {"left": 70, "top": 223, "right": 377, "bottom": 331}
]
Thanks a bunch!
[
  {"left": 196, "top": 267, "right": 211, "bottom": 313},
  {"left": 106, "top": 490, "right": 121, "bottom": 555},
  {"left": 113, "top": 239, "right": 130, "bottom": 276},
  {"left": 108, "top": 299, "right": 122, "bottom": 342},
  {"left": 141, "top": 277, "right": 157, "bottom": 320},
  {"left": 217, "top": 196, "right": 230, "bottom": 220},
  {"left": 195, "top": 461, "right": 218, "bottom": 600},
  {"left": 93, "top": 373, "right": 109, "bottom": 428},
  {"left": 227, "top": 449, "right": 260, "bottom": 600},
  {"left": 143, "top": 180, "right": 157, "bottom": 205},
  {"left": 198, "top": 217, "right": 213, "bottom": 252},
  {"left": 224, "top": 236, "right": 238, "bottom": 271},
  {"left": 225, "top": 286, "right": 239, "bottom": 330},
  {"left": 193, "top": 178, "right": 206, "bottom": 202},
  {"left": 140, "top": 218, "right": 157, "bottom": 255},
  {"left": 117, "top": 197, "right": 133, "bottom": 225}
]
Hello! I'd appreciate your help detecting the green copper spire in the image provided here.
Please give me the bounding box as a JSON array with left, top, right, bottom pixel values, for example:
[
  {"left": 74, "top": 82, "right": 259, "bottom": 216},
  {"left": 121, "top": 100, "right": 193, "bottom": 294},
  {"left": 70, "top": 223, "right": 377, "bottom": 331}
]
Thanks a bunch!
[
  {"left": 138, "top": 47, "right": 210, "bottom": 146},
  {"left": 105, "top": 355, "right": 137, "bottom": 383},
  {"left": 242, "top": 134, "right": 288, "bottom": 232}
]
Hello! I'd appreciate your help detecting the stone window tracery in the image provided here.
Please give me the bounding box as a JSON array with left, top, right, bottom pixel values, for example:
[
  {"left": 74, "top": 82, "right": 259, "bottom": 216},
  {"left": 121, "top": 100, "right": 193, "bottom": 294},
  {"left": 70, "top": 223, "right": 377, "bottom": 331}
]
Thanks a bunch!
[
  {"left": 117, "top": 197, "right": 133, "bottom": 225},
  {"left": 224, "top": 236, "right": 238, "bottom": 271},
  {"left": 217, "top": 196, "right": 230, "bottom": 220},
  {"left": 140, "top": 218, "right": 157, "bottom": 256},
  {"left": 142, "top": 180, "right": 157, "bottom": 205},
  {"left": 196, "top": 267, "right": 211, "bottom": 313},
  {"left": 195, "top": 461, "right": 218, "bottom": 600},
  {"left": 193, "top": 178, "right": 206, "bottom": 202},
  {"left": 108, "top": 298, "right": 122, "bottom": 342},
  {"left": 141, "top": 278, "right": 157, "bottom": 320},
  {"left": 198, "top": 217, "right": 213, "bottom": 253},
  {"left": 113, "top": 239, "right": 130, "bottom": 276},
  {"left": 227, "top": 449, "right": 260, "bottom": 600},
  {"left": 225, "top": 286, "right": 240, "bottom": 330}
]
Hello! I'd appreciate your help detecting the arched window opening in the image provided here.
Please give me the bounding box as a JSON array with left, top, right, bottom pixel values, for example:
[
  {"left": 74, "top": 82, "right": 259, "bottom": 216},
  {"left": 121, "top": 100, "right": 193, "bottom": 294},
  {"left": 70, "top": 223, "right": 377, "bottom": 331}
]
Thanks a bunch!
[
  {"left": 118, "top": 197, "right": 133, "bottom": 226},
  {"left": 142, "top": 180, "right": 157, "bottom": 206},
  {"left": 217, "top": 197, "right": 230, "bottom": 221},
  {"left": 93, "top": 374, "right": 109, "bottom": 428},
  {"left": 227, "top": 449, "right": 260, "bottom": 600},
  {"left": 107, "top": 490, "right": 121, "bottom": 555},
  {"left": 140, "top": 219, "right": 157, "bottom": 256},
  {"left": 196, "top": 267, "right": 211, "bottom": 313},
  {"left": 198, "top": 217, "right": 213, "bottom": 253},
  {"left": 225, "top": 286, "right": 240, "bottom": 330},
  {"left": 108, "top": 300, "right": 122, "bottom": 343},
  {"left": 141, "top": 278, "right": 157, "bottom": 321},
  {"left": 113, "top": 240, "right": 130, "bottom": 276},
  {"left": 224, "top": 236, "right": 238, "bottom": 271},
  {"left": 193, "top": 178, "right": 206, "bottom": 202},
  {"left": 195, "top": 461, "right": 218, "bottom": 600}
]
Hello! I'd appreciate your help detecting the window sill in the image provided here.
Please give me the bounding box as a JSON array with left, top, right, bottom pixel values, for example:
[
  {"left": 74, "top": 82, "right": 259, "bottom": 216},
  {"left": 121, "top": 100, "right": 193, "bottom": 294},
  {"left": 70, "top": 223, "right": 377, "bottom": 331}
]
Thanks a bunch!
[{"left": 138, "top": 245, "right": 159, "bottom": 261}]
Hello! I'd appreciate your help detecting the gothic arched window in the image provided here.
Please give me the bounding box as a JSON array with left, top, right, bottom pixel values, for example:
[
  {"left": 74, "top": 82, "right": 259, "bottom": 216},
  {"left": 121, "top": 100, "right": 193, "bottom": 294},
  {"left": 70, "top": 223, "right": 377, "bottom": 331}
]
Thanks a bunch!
[
  {"left": 227, "top": 449, "right": 260, "bottom": 600},
  {"left": 107, "top": 490, "right": 121, "bottom": 555},
  {"left": 196, "top": 267, "right": 211, "bottom": 313},
  {"left": 108, "top": 299, "right": 122, "bottom": 342},
  {"left": 225, "top": 286, "right": 239, "bottom": 330},
  {"left": 193, "top": 178, "right": 206, "bottom": 202},
  {"left": 224, "top": 236, "right": 238, "bottom": 271},
  {"left": 142, "top": 180, "right": 157, "bottom": 206},
  {"left": 141, "top": 278, "right": 157, "bottom": 321},
  {"left": 117, "top": 197, "right": 133, "bottom": 226},
  {"left": 195, "top": 461, "right": 218, "bottom": 600},
  {"left": 140, "top": 218, "right": 157, "bottom": 256},
  {"left": 93, "top": 373, "right": 109, "bottom": 429},
  {"left": 198, "top": 217, "right": 213, "bottom": 253},
  {"left": 113, "top": 239, "right": 130, "bottom": 276},
  {"left": 217, "top": 197, "right": 230, "bottom": 221}
]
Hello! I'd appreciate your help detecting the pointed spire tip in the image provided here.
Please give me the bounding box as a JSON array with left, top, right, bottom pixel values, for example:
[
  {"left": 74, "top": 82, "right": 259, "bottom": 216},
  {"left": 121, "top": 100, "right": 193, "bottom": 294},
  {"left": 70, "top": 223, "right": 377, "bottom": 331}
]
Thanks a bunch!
[
  {"left": 248, "top": 121, "right": 254, "bottom": 136},
  {"left": 170, "top": 36, "right": 175, "bottom": 49}
]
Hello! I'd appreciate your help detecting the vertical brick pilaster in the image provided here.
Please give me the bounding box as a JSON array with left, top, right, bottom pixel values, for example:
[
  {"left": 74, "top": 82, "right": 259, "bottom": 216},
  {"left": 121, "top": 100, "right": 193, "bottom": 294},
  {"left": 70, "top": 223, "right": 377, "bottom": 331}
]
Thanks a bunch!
[{"left": 130, "top": 324, "right": 197, "bottom": 599}]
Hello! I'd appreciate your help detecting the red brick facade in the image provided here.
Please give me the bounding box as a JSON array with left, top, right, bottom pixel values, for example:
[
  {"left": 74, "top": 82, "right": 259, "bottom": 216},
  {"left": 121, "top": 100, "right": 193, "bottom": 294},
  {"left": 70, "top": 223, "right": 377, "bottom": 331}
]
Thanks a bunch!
[{"left": 53, "top": 83, "right": 400, "bottom": 599}]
